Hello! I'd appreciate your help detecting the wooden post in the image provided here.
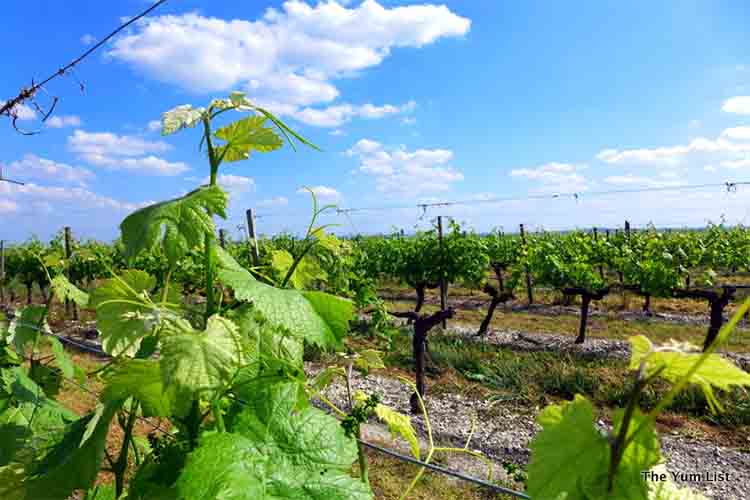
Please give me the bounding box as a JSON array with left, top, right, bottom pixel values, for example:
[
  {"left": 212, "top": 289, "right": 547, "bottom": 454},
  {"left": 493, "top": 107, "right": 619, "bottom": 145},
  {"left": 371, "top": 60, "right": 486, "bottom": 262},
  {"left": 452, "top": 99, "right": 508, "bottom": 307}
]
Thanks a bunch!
[
  {"left": 246, "top": 209, "right": 260, "bottom": 267},
  {"left": 437, "top": 216, "right": 448, "bottom": 328},
  {"left": 520, "top": 224, "right": 534, "bottom": 305},
  {"left": 219, "top": 229, "right": 227, "bottom": 249},
  {"left": 0, "top": 240, "right": 5, "bottom": 304}
]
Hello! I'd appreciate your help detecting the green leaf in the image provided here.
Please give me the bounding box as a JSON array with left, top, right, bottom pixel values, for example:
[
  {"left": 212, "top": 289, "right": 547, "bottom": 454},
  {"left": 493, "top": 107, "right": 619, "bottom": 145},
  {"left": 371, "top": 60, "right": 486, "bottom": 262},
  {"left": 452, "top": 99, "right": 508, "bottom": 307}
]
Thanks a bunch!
[
  {"left": 28, "top": 362, "right": 62, "bottom": 398},
  {"left": 161, "top": 104, "right": 206, "bottom": 136},
  {"left": 354, "top": 349, "right": 385, "bottom": 374},
  {"left": 0, "top": 415, "right": 28, "bottom": 467},
  {"left": 120, "top": 185, "right": 228, "bottom": 266},
  {"left": 0, "top": 463, "right": 25, "bottom": 500},
  {"left": 0, "top": 312, "right": 9, "bottom": 342},
  {"left": 0, "top": 368, "right": 77, "bottom": 465},
  {"left": 302, "top": 291, "right": 353, "bottom": 345},
  {"left": 24, "top": 402, "right": 120, "bottom": 500},
  {"left": 214, "top": 115, "right": 283, "bottom": 163},
  {"left": 50, "top": 275, "right": 89, "bottom": 307},
  {"left": 527, "top": 395, "right": 609, "bottom": 499},
  {"left": 103, "top": 360, "right": 173, "bottom": 417},
  {"left": 160, "top": 315, "right": 247, "bottom": 406},
  {"left": 177, "top": 385, "right": 371, "bottom": 499},
  {"left": 90, "top": 271, "right": 157, "bottom": 357},
  {"left": 270, "top": 249, "right": 294, "bottom": 280},
  {"left": 128, "top": 441, "right": 185, "bottom": 500},
  {"left": 82, "top": 484, "right": 118, "bottom": 500},
  {"left": 8, "top": 306, "right": 47, "bottom": 355},
  {"left": 374, "top": 404, "right": 420, "bottom": 460},
  {"left": 226, "top": 304, "right": 302, "bottom": 371},
  {"left": 180, "top": 439, "right": 372, "bottom": 499},
  {"left": 233, "top": 383, "right": 358, "bottom": 470},
  {"left": 215, "top": 247, "right": 353, "bottom": 349},
  {"left": 45, "top": 337, "right": 74, "bottom": 379},
  {"left": 629, "top": 335, "right": 750, "bottom": 412},
  {"left": 43, "top": 252, "right": 64, "bottom": 269},
  {"left": 271, "top": 250, "right": 327, "bottom": 290},
  {"left": 176, "top": 433, "right": 267, "bottom": 500}
]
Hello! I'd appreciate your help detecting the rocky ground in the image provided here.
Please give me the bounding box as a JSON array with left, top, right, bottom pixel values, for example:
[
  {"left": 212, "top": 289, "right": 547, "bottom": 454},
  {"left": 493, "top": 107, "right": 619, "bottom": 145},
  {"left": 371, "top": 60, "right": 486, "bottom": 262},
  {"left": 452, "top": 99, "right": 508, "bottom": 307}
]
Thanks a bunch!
[{"left": 311, "top": 363, "right": 750, "bottom": 500}]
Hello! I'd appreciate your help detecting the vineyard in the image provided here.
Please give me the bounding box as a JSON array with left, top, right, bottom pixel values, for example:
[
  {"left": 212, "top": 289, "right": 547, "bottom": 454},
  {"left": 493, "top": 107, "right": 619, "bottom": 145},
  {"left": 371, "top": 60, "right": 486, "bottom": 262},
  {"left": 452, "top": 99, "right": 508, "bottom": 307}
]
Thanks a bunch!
[{"left": 1, "top": 96, "right": 749, "bottom": 500}]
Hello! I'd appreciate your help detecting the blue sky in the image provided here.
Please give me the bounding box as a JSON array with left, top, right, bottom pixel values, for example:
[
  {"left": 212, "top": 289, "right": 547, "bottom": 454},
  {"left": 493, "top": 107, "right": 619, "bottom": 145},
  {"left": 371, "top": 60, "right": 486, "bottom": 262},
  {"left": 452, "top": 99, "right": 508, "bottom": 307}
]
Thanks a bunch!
[{"left": 1, "top": 0, "right": 749, "bottom": 243}]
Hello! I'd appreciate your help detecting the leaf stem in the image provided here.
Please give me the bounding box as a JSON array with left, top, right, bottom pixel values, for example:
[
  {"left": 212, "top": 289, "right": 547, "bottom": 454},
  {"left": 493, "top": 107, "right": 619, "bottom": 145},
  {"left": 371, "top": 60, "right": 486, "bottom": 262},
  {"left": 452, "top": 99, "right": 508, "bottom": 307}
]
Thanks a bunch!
[
  {"left": 114, "top": 401, "right": 139, "bottom": 498},
  {"left": 203, "top": 116, "right": 219, "bottom": 319}
]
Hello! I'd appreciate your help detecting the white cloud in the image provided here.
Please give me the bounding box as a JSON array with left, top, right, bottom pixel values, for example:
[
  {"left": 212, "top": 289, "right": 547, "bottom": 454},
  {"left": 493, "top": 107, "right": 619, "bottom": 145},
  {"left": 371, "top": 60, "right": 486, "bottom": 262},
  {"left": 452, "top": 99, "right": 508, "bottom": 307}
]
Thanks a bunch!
[
  {"left": 347, "top": 138, "right": 382, "bottom": 156},
  {"left": 84, "top": 155, "right": 190, "bottom": 175},
  {"left": 292, "top": 101, "right": 415, "bottom": 127},
  {"left": 147, "top": 120, "right": 162, "bottom": 132},
  {"left": 69, "top": 130, "right": 171, "bottom": 157},
  {"left": 596, "top": 135, "right": 750, "bottom": 168},
  {"left": 0, "top": 100, "right": 36, "bottom": 121},
  {"left": 722, "top": 96, "right": 750, "bottom": 115},
  {"left": 201, "top": 174, "right": 255, "bottom": 194},
  {"left": 329, "top": 129, "right": 345, "bottom": 136},
  {"left": 602, "top": 174, "right": 680, "bottom": 187},
  {"left": 3, "top": 154, "right": 94, "bottom": 186},
  {"left": 298, "top": 185, "right": 341, "bottom": 201},
  {"left": 68, "top": 130, "right": 188, "bottom": 175},
  {"left": 80, "top": 34, "right": 96, "bottom": 45},
  {"left": 347, "top": 139, "right": 463, "bottom": 196},
  {"left": 722, "top": 126, "right": 750, "bottom": 141},
  {"left": 45, "top": 115, "right": 82, "bottom": 128},
  {"left": 258, "top": 196, "right": 289, "bottom": 207},
  {"left": 108, "top": 2, "right": 468, "bottom": 122},
  {"left": 510, "top": 162, "right": 587, "bottom": 194},
  {"left": 720, "top": 158, "right": 750, "bottom": 169},
  {"left": 0, "top": 181, "right": 146, "bottom": 215},
  {"left": 401, "top": 116, "right": 417, "bottom": 125}
]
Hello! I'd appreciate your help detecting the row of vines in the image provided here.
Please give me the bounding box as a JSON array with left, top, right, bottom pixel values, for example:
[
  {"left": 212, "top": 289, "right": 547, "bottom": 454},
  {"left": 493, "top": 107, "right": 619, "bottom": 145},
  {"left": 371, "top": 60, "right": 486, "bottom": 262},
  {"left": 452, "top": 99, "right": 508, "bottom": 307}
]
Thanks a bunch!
[{"left": 6, "top": 218, "right": 750, "bottom": 349}]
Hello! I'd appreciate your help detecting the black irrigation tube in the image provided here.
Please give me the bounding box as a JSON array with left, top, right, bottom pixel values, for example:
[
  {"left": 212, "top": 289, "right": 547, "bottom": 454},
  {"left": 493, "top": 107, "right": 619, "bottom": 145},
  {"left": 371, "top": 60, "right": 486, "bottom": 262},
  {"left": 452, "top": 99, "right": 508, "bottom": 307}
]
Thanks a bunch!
[{"left": 358, "top": 439, "right": 530, "bottom": 499}]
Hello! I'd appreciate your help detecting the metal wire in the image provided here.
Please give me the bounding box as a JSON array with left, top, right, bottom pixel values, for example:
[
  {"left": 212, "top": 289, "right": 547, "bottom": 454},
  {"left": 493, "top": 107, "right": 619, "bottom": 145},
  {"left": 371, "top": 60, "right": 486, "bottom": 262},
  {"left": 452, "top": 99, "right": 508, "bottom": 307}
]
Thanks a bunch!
[
  {"left": 249, "top": 180, "right": 750, "bottom": 221},
  {"left": 0, "top": 0, "right": 170, "bottom": 120}
]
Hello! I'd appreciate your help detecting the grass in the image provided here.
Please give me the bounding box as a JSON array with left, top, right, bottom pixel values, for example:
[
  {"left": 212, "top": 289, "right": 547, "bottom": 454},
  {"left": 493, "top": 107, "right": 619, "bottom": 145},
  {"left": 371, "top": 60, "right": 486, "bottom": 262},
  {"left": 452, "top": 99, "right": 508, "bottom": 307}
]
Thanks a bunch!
[
  {"left": 349, "top": 326, "right": 750, "bottom": 447},
  {"left": 361, "top": 448, "right": 517, "bottom": 499}
]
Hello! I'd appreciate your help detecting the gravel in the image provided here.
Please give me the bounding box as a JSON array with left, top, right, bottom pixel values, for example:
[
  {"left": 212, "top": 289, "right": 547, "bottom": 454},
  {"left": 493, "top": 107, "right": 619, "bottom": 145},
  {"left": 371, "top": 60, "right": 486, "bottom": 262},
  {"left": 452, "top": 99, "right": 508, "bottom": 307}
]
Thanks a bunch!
[{"left": 310, "top": 364, "right": 750, "bottom": 500}]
